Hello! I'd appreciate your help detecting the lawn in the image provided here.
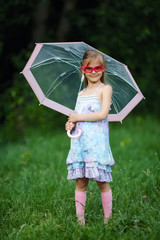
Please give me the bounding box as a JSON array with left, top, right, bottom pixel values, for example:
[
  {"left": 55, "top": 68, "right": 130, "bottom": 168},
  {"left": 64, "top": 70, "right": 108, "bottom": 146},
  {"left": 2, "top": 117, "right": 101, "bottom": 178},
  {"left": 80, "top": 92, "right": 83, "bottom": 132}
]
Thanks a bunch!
[{"left": 0, "top": 115, "right": 160, "bottom": 240}]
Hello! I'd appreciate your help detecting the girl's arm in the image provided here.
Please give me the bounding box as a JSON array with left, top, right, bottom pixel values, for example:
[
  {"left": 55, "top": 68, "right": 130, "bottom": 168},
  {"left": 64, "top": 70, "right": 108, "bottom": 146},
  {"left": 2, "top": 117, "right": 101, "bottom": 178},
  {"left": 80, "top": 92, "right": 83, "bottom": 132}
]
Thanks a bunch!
[{"left": 68, "top": 85, "right": 112, "bottom": 122}]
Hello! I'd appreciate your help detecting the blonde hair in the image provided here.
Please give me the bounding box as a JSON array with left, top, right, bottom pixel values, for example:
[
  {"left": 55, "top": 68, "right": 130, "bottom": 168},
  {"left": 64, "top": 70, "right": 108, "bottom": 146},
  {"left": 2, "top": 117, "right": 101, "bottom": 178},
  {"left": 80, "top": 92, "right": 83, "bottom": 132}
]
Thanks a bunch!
[{"left": 81, "top": 50, "right": 107, "bottom": 87}]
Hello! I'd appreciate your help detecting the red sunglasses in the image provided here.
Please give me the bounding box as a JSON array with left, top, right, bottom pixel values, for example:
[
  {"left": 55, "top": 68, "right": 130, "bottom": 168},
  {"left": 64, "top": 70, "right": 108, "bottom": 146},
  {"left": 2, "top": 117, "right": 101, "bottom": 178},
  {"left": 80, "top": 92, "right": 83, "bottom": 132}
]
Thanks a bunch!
[{"left": 82, "top": 65, "right": 104, "bottom": 73}]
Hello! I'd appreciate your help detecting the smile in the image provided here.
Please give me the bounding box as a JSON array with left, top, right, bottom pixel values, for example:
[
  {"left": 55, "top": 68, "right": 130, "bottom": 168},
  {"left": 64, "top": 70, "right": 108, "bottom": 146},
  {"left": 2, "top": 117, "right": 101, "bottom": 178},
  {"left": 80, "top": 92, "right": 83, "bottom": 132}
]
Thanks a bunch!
[{"left": 90, "top": 75, "right": 99, "bottom": 78}]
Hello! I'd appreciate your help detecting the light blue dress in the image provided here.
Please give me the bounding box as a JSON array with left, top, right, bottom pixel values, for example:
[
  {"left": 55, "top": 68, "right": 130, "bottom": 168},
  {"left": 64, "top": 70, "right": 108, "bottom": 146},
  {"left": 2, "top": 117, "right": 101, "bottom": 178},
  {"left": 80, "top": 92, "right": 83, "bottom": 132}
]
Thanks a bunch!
[{"left": 66, "top": 84, "right": 115, "bottom": 182}]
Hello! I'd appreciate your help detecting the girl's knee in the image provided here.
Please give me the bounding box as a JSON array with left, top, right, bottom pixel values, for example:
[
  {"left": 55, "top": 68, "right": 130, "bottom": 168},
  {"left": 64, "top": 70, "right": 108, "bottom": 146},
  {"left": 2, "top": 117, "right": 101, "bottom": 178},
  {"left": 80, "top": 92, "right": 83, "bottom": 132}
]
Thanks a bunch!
[
  {"left": 76, "top": 178, "right": 89, "bottom": 191},
  {"left": 96, "top": 181, "right": 110, "bottom": 192}
]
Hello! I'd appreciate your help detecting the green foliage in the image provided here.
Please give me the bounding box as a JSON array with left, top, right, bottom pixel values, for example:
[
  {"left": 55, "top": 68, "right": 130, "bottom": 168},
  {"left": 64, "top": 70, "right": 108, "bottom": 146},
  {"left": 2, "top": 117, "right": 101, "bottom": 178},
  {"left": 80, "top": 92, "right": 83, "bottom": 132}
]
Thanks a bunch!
[
  {"left": 0, "top": 116, "right": 160, "bottom": 239},
  {"left": 0, "top": 72, "right": 66, "bottom": 142},
  {"left": 68, "top": 0, "right": 160, "bottom": 112},
  {"left": 0, "top": 0, "right": 160, "bottom": 140}
]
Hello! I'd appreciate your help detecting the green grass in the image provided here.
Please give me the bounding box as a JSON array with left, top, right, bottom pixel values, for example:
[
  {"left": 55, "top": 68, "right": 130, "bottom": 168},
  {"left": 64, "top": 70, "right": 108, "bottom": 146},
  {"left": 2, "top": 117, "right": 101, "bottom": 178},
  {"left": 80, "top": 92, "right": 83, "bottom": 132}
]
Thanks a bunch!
[{"left": 0, "top": 115, "right": 160, "bottom": 240}]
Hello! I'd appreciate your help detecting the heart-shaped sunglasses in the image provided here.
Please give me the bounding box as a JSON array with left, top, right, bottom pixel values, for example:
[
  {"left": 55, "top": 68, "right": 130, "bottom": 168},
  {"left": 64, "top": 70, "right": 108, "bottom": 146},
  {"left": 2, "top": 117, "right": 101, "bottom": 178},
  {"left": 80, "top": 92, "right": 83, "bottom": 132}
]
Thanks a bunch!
[{"left": 82, "top": 65, "right": 104, "bottom": 73}]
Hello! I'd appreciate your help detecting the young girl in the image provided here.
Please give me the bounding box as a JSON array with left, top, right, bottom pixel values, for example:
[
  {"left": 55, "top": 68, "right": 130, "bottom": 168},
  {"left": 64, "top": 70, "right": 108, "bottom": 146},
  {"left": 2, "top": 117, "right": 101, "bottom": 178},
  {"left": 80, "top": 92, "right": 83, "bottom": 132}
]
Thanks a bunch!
[{"left": 65, "top": 50, "right": 115, "bottom": 225}]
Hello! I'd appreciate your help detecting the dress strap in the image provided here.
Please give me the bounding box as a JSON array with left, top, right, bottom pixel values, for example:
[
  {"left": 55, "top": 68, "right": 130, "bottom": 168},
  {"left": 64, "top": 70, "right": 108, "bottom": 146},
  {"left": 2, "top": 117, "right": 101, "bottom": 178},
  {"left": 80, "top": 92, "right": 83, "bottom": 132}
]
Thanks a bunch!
[
  {"left": 95, "top": 83, "right": 104, "bottom": 94},
  {"left": 78, "top": 88, "right": 86, "bottom": 96}
]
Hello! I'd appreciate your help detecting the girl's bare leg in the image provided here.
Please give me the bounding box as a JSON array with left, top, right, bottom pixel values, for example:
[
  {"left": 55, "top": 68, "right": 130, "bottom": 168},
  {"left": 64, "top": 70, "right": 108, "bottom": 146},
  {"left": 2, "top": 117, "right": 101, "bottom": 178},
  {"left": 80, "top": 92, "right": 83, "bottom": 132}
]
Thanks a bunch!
[
  {"left": 96, "top": 181, "right": 110, "bottom": 192},
  {"left": 76, "top": 177, "right": 89, "bottom": 191}
]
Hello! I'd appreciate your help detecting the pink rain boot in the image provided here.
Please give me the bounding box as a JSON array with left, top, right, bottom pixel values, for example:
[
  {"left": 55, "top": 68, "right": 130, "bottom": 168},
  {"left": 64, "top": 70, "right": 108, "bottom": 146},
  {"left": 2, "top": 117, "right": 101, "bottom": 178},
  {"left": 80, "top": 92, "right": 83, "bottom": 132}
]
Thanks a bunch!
[
  {"left": 101, "top": 189, "right": 112, "bottom": 224},
  {"left": 75, "top": 190, "right": 86, "bottom": 225}
]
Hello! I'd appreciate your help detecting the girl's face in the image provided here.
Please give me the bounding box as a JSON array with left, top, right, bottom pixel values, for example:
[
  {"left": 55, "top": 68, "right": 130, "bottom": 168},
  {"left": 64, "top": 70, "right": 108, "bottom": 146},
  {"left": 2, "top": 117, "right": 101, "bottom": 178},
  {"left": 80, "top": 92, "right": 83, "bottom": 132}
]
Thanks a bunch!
[{"left": 82, "top": 58, "right": 104, "bottom": 84}]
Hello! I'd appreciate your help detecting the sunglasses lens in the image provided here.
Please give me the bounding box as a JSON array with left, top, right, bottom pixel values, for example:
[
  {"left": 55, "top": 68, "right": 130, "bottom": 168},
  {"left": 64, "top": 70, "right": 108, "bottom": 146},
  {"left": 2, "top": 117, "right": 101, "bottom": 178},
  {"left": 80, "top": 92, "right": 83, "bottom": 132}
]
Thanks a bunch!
[
  {"left": 94, "top": 65, "right": 103, "bottom": 72},
  {"left": 84, "top": 67, "right": 93, "bottom": 73}
]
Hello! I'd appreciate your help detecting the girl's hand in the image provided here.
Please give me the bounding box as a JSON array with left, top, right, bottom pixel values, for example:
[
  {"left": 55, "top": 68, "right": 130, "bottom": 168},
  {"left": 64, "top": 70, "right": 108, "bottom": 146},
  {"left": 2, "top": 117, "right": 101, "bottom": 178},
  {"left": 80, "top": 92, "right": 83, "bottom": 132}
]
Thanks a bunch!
[
  {"left": 65, "top": 121, "right": 75, "bottom": 131},
  {"left": 68, "top": 113, "right": 79, "bottom": 123}
]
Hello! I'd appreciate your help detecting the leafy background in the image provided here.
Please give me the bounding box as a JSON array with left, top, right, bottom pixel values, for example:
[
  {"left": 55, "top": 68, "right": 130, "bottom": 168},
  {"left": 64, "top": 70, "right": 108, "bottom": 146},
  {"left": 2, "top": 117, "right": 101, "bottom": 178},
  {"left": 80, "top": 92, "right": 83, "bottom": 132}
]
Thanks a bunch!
[{"left": 0, "top": 0, "right": 159, "bottom": 140}]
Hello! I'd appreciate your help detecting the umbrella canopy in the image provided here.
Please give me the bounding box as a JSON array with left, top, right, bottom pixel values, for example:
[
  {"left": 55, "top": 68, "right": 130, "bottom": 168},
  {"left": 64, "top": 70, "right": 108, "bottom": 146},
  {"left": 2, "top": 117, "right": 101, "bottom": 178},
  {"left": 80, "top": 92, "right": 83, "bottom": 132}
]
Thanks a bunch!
[{"left": 21, "top": 42, "right": 145, "bottom": 122}]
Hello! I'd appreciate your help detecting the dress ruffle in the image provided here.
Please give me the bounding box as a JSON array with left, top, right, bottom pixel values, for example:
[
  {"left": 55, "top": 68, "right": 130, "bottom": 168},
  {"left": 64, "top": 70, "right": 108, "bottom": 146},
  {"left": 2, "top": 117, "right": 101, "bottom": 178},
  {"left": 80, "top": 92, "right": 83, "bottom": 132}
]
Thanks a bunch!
[{"left": 67, "top": 166, "right": 112, "bottom": 182}]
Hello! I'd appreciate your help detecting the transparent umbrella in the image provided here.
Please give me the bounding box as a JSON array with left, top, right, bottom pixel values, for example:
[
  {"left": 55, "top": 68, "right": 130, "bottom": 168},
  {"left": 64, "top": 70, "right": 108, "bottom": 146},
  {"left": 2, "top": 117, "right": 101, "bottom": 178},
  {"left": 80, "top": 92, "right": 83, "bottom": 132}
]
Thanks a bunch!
[{"left": 21, "top": 42, "right": 145, "bottom": 135}]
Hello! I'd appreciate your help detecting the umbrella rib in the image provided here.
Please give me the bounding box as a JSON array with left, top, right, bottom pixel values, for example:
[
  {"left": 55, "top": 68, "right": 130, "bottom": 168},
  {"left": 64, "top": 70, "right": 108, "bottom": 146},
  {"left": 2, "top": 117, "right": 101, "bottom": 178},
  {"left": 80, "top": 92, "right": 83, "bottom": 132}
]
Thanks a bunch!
[
  {"left": 43, "top": 47, "right": 81, "bottom": 68},
  {"left": 32, "top": 59, "right": 57, "bottom": 69},
  {"left": 36, "top": 48, "right": 80, "bottom": 98},
  {"left": 45, "top": 73, "right": 66, "bottom": 97},
  {"left": 46, "top": 69, "right": 79, "bottom": 98},
  {"left": 111, "top": 98, "right": 119, "bottom": 114},
  {"left": 39, "top": 75, "right": 62, "bottom": 105},
  {"left": 31, "top": 57, "right": 79, "bottom": 70},
  {"left": 32, "top": 46, "right": 80, "bottom": 69},
  {"left": 66, "top": 49, "right": 82, "bottom": 62},
  {"left": 58, "top": 59, "right": 79, "bottom": 69},
  {"left": 66, "top": 50, "right": 81, "bottom": 65},
  {"left": 58, "top": 45, "right": 82, "bottom": 59},
  {"left": 107, "top": 71, "right": 138, "bottom": 91},
  {"left": 39, "top": 69, "right": 79, "bottom": 105},
  {"left": 107, "top": 75, "right": 133, "bottom": 114}
]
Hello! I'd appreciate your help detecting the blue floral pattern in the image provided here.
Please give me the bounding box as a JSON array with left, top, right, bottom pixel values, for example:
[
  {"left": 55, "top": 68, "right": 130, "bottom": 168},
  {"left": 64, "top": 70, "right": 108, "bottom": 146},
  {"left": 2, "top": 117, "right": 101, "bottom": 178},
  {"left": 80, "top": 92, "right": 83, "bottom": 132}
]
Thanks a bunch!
[{"left": 66, "top": 93, "right": 115, "bottom": 182}]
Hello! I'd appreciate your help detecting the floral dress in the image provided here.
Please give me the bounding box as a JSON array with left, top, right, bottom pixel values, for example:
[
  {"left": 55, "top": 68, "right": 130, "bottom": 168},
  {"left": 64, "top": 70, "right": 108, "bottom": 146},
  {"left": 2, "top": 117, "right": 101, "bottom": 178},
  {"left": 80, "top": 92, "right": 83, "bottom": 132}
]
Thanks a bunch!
[{"left": 66, "top": 84, "right": 115, "bottom": 182}]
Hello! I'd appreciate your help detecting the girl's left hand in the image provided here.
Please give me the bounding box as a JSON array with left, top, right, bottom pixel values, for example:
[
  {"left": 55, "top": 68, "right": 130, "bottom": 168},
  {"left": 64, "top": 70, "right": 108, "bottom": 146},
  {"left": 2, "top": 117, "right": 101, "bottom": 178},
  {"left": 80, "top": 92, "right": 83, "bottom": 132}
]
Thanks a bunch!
[{"left": 68, "top": 113, "right": 79, "bottom": 123}]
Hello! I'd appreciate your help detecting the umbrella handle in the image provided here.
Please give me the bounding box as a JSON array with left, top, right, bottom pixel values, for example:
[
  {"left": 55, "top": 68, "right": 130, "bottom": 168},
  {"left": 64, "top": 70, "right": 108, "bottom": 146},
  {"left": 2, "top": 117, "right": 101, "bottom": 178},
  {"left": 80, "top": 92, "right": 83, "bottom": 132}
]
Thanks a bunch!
[{"left": 67, "top": 129, "right": 82, "bottom": 138}]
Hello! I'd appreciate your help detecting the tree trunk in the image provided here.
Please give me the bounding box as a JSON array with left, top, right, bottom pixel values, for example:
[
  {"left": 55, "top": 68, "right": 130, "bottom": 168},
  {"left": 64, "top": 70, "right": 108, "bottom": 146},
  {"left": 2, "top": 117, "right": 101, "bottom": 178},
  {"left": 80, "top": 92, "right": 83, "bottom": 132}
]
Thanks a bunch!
[
  {"left": 56, "top": 0, "right": 76, "bottom": 41},
  {"left": 31, "top": 2, "right": 49, "bottom": 43}
]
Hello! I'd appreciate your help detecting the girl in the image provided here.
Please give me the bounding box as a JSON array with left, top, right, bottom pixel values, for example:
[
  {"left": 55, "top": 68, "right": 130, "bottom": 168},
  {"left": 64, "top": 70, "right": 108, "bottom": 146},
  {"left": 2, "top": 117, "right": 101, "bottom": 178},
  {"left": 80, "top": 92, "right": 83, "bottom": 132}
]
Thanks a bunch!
[{"left": 65, "top": 50, "right": 115, "bottom": 225}]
